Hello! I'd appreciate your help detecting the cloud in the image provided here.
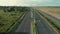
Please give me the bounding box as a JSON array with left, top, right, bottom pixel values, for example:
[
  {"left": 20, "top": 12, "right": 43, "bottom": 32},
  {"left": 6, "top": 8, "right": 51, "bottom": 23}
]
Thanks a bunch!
[
  {"left": 0, "top": 0, "right": 60, "bottom": 6},
  {"left": 0, "top": 0, "right": 18, "bottom": 6}
]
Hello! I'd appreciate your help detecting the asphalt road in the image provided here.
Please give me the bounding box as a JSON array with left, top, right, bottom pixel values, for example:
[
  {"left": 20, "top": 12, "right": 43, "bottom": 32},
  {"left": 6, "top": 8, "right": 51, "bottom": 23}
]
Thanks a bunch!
[
  {"left": 33, "top": 9, "right": 57, "bottom": 34},
  {"left": 13, "top": 8, "right": 57, "bottom": 34},
  {"left": 14, "top": 12, "right": 32, "bottom": 34}
]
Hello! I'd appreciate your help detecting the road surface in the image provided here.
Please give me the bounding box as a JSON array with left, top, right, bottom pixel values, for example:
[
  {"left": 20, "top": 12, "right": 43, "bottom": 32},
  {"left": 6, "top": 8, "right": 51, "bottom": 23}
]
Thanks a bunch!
[
  {"left": 12, "top": 8, "right": 57, "bottom": 34},
  {"left": 14, "top": 11, "right": 32, "bottom": 34},
  {"left": 33, "top": 9, "right": 57, "bottom": 34}
]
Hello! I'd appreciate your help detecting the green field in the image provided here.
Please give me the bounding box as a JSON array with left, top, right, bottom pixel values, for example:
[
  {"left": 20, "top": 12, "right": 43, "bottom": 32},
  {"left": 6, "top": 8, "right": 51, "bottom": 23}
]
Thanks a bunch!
[{"left": 0, "top": 7, "right": 30, "bottom": 32}]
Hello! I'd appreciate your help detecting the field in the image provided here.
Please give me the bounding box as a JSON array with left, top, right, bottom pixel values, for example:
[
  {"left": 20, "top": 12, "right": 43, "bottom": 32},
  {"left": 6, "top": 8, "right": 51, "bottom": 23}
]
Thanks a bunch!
[
  {"left": 37, "top": 7, "right": 60, "bottom": 19},
  {"left": 0, "top": 7, "right": 29, "bottom": 32}
]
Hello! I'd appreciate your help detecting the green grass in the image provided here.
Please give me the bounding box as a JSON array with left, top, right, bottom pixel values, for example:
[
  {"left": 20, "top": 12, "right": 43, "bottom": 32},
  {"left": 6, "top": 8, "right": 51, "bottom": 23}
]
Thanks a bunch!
[
  {"left": 8, "top": 13, "right": 25, "bottom": 32},
  {"left": 31, "top": 11, "right": 38, "bottom": 34},
  {"left": 32, "top": 21, "right": 38, "bottom": 34},
  {"left": 0, "top": 7, "right": 30, "bottom": 32},
  {"left": 0, "top": 10, "right": 25, "bottom": 32}
]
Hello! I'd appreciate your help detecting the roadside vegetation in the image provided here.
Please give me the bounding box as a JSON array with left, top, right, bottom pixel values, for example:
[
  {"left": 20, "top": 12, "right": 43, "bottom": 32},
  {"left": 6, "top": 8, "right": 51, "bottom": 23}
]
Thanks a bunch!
[
  {"left": 31, "top": 11, "right": 38, "bottom": 34},
  {"left": 0, "top": 6, "right": 30, "bottom": 32}
]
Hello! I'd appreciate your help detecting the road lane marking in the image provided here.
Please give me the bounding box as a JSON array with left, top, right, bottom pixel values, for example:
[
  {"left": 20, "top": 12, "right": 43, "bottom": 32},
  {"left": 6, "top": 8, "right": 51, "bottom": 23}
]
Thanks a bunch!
[{"left": 36, "top": 11, "right": 59, "bottom": 34}]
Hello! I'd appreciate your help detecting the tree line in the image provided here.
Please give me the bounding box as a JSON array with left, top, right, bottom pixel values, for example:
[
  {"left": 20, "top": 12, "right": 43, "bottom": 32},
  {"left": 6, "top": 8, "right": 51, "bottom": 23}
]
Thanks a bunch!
[{"left": 0, "top": 7, "right": 31, "bottom": 12}]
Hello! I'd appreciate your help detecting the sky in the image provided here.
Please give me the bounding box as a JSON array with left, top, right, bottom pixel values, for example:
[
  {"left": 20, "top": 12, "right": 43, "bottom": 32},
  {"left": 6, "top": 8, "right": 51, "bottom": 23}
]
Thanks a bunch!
[{"left": 0, "top": 0, "right": 60, "bottom": 6}]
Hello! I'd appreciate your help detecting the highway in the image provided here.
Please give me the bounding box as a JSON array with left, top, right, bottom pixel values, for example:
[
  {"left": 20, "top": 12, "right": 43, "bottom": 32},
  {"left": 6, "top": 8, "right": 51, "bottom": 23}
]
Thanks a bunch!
[
  {"left": 14, "top": 11, "right": 32, "bottom": 34},
  {"left": 13, "top": 8, "right": 57, "bottom": 34},
  {"left": 33, "top": 8, "right": 57, "bottom": 34}
]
